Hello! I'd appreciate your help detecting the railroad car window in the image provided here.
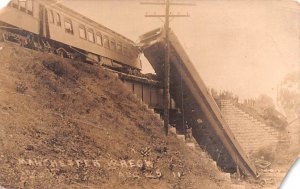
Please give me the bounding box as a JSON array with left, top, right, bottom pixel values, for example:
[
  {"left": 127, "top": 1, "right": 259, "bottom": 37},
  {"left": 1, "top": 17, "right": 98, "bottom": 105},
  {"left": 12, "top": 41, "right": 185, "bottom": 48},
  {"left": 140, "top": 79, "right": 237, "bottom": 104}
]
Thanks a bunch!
[
  {"left": 19, "top": 0, "right": 26, "bottom": 12},
  {"left": 64, "top": 19, "right": 73, "bottom": 34},
  {"left": 130, "top": 46, "right": 137, "bottom": 57},
  {"left": 49, "top": 10, "right": 54, "bottom": 24},
  {"left": 127, "top": 49, "right": 132, "bottom": 58},
  {"left": 56, "top": 13, "right": 61, "bottom": 26},
  {"left": 10, "top": 0, "right": 18, "bottom": 9},
  {"left": 116, "top": 43, "right": 122, "bottom": 53},
  {"left": 110, "top": 39, "right": 116, "bottom": 51},
  {"left": 26, "top": 0, "right": 33, "bottom": 14},
  {"left": 79, "top": 25, "right": 86, "bottom": 39},
  {"left": 123, "top": 46, "right": 128, "bottom": 56},
  {"left": 87, "top": 29, "right": 95, "bottom": 43},
  {"left": 103, "top": 36, "right": 110, "bottom": 49},
  {"left": 96, "top": 33, "right": 102, "bottom": 46},
  {"left": 131, "top": 47, "right": 137, "bottom": 56},
  {"left": 128, "top": 47, "right": 135, "bottom": 57}
]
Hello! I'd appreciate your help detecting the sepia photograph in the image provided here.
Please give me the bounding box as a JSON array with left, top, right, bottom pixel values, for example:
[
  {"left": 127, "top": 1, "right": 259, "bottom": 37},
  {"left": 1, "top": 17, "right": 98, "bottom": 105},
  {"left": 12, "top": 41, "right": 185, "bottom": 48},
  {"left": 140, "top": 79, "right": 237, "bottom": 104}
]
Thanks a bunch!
[{"left": 0, "top": 0, "right": 299, "bottom": 188}]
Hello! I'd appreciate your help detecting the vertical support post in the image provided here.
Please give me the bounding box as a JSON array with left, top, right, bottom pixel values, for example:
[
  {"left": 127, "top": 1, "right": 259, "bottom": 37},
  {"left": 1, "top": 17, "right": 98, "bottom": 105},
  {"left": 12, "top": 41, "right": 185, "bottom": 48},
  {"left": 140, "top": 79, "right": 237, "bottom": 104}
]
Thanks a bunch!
[
  {"left": 236, "top": 158, "right": 241, "bottom": 179},
  {"left": 141, "top": 0, "right": 192, "bottom": 136},
  {"left": 163, "top": 0, "right": 170, "bottom": 136}
]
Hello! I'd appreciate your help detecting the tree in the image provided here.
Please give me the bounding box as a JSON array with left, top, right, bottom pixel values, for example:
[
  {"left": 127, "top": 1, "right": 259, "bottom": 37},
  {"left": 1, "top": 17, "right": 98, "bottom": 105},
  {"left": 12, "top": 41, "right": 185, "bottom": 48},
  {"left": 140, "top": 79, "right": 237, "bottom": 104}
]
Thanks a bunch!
[
  {"left": 278, "top": 72, "right": 300, "bottom": 118},
  {"left": 255, "top": 94, "right": 275, "bottom": 113},
  {"left": 277, "top": 72, "right": 300, "bottom": 117}
]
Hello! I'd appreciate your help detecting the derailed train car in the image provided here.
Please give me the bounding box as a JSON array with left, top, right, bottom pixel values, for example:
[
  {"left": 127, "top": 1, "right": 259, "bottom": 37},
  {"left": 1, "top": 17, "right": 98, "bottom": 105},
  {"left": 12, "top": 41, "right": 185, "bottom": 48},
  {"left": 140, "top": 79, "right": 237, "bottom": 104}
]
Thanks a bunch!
[
  {"left": 0, "top": 0, "right": 141, "bottom": 72},
  {"left": 0, "top": 0, "right": 168, "bottom": 110}
]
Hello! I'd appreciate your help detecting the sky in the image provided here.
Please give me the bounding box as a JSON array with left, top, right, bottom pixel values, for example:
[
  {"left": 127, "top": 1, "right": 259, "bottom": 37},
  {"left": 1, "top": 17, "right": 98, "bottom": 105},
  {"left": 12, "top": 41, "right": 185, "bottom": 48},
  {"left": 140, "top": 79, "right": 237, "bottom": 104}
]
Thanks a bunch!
[
  {"left": 0, "top": 0, "right": 10, "bottom": 9},
  {"left": 61, "top": 0, "right": 299, "bottom": 101}
]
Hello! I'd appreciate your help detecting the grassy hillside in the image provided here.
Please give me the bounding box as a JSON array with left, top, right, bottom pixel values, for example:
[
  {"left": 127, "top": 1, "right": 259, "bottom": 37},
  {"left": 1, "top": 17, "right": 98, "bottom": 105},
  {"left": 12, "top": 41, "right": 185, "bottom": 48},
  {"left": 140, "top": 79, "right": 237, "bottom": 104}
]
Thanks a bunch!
[{"left": 0, "top": 42, "right": 232, "bottom": 189}]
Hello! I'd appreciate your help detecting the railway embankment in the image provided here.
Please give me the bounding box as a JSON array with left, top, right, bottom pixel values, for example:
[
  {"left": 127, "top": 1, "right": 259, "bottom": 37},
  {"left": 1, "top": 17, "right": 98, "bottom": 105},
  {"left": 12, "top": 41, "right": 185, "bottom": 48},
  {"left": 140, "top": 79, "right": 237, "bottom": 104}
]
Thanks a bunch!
[{"left": 0, "top": 42, "right": 237, "bottom": 189}]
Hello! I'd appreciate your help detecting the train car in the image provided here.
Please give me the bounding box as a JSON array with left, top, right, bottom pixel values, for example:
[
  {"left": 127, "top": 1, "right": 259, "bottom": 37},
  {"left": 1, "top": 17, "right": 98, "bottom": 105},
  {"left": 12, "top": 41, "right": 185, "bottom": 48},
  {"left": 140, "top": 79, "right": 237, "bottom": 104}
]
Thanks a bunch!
[{"left": 0, "top": 0, "right": 141, "bottom": 72}]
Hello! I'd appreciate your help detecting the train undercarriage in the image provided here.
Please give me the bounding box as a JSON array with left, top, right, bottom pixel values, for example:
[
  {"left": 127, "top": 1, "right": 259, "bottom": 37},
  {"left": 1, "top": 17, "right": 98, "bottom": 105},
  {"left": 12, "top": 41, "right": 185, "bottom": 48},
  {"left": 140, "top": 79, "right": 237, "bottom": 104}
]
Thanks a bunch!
[{"left": 0, "top": 22, "right": 157, "bottom": 80}]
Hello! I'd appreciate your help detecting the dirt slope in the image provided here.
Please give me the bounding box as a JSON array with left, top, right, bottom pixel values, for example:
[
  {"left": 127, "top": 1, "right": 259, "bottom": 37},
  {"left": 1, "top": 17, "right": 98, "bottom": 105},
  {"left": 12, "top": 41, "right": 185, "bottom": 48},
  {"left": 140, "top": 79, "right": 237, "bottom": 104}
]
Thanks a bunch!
[{"left": 0, "top": 42, "right": 233, "bottom": 189}]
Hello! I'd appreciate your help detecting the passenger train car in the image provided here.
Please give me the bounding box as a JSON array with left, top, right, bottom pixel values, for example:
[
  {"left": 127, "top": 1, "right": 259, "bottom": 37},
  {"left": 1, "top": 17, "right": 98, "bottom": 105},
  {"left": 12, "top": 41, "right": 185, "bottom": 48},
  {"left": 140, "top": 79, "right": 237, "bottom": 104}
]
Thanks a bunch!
[{"left": 0, "top": 0, "right": 142, "bottom": 72}]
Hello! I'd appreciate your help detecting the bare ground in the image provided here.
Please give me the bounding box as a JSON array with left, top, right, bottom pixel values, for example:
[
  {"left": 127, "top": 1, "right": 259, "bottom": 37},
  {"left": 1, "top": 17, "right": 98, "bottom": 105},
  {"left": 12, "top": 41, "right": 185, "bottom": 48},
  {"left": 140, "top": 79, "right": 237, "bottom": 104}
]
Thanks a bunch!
[{"left": 0, "top": 42, "right": 236, "bottom": 189}]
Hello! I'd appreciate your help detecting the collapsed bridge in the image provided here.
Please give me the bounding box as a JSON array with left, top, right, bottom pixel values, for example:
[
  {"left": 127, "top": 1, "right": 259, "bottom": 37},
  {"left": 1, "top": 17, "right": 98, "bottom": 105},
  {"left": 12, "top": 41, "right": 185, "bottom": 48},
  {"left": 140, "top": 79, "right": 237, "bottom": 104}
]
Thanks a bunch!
[{"left": 139, "top": 28, "right": 258, "bottom": 178}]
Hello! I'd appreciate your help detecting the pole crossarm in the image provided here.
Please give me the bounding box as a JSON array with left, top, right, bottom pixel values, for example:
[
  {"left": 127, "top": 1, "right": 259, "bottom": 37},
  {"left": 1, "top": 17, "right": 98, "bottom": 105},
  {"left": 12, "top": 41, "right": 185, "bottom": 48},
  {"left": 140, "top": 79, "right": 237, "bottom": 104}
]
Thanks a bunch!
[
  {"left": 141, "top": 2, "right": 196, "bottom": 6},
  {"left": 145, "top": 14, "right": 190, "bottom": 17}
]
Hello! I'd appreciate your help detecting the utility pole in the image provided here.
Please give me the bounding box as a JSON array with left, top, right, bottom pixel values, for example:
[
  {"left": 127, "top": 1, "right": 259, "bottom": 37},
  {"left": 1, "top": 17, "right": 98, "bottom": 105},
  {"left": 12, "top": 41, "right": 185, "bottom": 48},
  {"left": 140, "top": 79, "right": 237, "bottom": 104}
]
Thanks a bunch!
[
  {"left": 141, "top": 0, "right": 194, "bottom": 136},
  {"left": 164, "top": 0, "right": 171, "bottom": 136}
]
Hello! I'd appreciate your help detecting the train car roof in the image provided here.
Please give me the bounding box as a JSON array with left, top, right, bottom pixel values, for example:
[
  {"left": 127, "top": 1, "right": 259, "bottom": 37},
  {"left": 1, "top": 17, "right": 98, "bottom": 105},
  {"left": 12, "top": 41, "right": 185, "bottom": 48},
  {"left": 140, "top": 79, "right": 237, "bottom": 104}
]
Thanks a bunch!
[{"left": 40, "top": 0, "right": 135, "bottom": 44}]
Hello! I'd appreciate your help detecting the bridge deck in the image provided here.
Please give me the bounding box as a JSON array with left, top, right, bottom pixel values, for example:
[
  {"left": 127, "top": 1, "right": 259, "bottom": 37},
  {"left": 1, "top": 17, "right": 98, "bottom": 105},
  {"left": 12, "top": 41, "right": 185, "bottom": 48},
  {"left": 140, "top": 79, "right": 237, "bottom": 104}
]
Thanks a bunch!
[{"left": 139, "top": 28, "right": 258, "bottom": 178}]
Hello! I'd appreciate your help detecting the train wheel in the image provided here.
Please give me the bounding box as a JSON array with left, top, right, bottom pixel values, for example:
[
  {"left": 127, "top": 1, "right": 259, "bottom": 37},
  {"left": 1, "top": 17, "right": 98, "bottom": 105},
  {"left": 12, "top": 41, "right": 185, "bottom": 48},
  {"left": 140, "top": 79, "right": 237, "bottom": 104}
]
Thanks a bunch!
[
  {"left": 2, "top": 33, "right": 7, "bottom": 42},
  {"left": 57, "top": 49, "right": 66, "bottom": 58},
  {"left": 19, "top": 39, "right": 25, "bottom": 47},
  {"left": 0, "top": 32, "right": 5, "bottom": 42},
  {"left": 71, "top": 52, "right": 82, "bottom": 61}
]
